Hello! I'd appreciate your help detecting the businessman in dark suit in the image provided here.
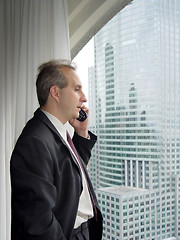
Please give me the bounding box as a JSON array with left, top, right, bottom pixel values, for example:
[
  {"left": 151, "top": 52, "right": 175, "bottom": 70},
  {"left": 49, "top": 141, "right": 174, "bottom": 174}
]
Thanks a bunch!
[{"left": 10, "top": 59, "right": 103, "bottom": 240}]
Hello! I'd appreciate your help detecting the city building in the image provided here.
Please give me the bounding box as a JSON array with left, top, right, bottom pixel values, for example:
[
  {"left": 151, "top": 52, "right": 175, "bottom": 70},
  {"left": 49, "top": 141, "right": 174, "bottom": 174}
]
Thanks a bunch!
[{"left": 88, "top": 0, "right": 180, "bottom": 239}]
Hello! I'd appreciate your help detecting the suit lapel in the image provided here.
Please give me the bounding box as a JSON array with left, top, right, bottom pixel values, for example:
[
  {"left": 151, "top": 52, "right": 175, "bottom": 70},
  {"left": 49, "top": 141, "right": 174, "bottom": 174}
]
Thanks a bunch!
[{"left": 34, "top": 109, "right": 81, "bottom": 172}]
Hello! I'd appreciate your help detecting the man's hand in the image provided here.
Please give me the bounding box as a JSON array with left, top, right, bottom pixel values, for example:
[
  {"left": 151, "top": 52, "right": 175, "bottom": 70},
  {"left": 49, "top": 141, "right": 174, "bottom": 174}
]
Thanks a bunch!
[{"left": 69, "top": 106, "right": 89, "bottom": 138}]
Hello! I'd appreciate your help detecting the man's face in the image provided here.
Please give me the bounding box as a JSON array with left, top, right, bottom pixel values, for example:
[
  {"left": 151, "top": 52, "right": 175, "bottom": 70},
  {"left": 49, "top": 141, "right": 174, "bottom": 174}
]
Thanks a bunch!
[{"left": 58, "top": 67, "right": 87, "bottom": 123}]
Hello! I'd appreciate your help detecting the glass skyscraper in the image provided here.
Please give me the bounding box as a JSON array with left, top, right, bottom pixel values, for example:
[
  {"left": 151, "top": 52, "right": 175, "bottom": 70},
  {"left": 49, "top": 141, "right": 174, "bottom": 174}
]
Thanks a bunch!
[{"left": 88, "top": 0, "right": 180, "bottom": 239}]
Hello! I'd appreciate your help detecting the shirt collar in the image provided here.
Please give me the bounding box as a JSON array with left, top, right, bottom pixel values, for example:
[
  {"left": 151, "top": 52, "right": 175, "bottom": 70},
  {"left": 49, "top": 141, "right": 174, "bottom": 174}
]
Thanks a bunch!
[{"left": 41, "top": 110, "right": 72, "bottom": 143}]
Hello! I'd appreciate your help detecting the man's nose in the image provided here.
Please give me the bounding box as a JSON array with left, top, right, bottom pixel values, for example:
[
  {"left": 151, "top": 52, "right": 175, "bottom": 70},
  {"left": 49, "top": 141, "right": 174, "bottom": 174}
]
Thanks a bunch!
[{"left": 81, "top": 91, "right": 87, "bottom": 102}]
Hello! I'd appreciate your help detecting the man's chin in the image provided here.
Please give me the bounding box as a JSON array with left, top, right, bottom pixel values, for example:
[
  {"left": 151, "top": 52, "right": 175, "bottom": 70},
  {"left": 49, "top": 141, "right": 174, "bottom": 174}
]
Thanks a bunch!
[{"left": 69, "top": 114, "right": 79, "bottom": 121}]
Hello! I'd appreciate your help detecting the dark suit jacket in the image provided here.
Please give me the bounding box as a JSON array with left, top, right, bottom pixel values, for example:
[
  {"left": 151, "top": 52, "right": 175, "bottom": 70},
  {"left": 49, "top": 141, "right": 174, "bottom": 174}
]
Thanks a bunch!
[{"left": 10, "top": 109, "right": 103, "bottom": 240}]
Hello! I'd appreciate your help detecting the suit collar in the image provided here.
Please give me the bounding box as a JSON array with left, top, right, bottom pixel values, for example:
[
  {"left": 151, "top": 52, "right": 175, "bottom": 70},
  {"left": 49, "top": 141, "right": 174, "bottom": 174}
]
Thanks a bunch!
[
  {"left": 34, "top": 108, "right": 62, "bottom": 139},
  {"left": 34, "top": 108, "right": 81, "bottom": 172},
  {"left": 41, "top": 109, "right": 67, "bottom": 142}
]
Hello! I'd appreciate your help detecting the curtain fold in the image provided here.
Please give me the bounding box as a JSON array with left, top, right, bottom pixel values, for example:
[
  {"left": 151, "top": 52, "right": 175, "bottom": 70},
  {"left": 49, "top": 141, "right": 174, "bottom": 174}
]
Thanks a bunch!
[{"left": 0, "top": 0, "right": 70, "bottom": 239}]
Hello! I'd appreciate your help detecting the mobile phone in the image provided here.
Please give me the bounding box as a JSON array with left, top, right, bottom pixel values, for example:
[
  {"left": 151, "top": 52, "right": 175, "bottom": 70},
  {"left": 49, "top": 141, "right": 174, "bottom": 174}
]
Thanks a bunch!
[{"left": 77, "top": 108, "right": 87, "bottom": 122}]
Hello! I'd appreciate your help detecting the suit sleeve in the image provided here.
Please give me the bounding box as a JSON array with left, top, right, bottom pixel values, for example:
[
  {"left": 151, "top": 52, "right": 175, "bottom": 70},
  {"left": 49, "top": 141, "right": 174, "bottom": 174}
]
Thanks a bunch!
[
  {"left": 10, "top": 136, "right": 66, "bottom": 240},
  {"left": 72, "top": 131, "right": 97, "bottom": 165}
]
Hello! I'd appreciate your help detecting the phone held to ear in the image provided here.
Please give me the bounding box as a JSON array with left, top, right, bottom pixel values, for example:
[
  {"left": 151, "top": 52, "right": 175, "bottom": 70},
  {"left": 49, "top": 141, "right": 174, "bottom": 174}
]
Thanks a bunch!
[{"left": 76, "top": 108, "right": 87, "bottom": 122}]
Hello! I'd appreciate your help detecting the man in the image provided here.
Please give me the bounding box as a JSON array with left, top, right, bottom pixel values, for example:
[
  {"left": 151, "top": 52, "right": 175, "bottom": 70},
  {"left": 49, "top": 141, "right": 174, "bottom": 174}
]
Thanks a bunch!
[{"left": 10, "top": 59, "right": 103, "bottom": 240}]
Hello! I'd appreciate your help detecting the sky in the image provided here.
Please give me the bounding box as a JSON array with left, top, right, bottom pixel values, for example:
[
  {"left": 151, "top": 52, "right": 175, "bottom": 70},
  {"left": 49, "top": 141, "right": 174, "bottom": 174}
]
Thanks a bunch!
[{"left": 73, "top": 38, "right": 94, "bottom": 103}]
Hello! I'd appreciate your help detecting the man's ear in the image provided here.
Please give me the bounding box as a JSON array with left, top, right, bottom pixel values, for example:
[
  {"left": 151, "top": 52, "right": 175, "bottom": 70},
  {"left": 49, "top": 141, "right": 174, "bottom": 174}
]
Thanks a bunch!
[{"left": 49, "top": 86, "right": 60, "bottom": 102}]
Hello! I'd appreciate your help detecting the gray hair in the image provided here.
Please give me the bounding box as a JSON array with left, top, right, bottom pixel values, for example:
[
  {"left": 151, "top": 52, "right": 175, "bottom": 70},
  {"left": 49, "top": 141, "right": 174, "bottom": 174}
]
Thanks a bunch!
[{"left": 36, "top": 59, "right": 77, "bottom": 107}]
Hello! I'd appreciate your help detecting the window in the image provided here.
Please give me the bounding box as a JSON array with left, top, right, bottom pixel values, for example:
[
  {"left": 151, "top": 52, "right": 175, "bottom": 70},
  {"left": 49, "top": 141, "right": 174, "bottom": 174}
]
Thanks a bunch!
[{"left": 74, "top": 0, "right": 180, "bottom": 239}]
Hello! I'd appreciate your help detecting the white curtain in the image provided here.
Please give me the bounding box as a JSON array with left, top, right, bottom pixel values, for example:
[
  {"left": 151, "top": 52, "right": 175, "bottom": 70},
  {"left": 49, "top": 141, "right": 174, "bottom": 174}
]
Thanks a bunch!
[{"left": 0, "top": 0, "right": 70, "bottom": 239}]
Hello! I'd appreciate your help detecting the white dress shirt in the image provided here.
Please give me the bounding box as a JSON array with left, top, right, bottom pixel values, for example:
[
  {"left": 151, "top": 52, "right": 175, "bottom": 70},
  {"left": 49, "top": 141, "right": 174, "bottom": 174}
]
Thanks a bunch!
[{"left": 41, "top": 110, "right": 94, "bottom": 229}]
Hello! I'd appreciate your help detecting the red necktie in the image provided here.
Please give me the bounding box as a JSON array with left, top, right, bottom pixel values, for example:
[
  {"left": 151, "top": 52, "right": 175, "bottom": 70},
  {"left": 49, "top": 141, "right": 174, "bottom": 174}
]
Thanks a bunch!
[{"left": 66, "top": 131, "right": 98, "bottom": 220}]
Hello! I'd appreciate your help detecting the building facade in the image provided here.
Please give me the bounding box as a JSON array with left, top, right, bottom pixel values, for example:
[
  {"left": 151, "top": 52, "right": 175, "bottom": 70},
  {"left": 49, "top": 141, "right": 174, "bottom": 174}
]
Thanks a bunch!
[{"left": 88, "top": 0, "right": 180, "bottom": 239}]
